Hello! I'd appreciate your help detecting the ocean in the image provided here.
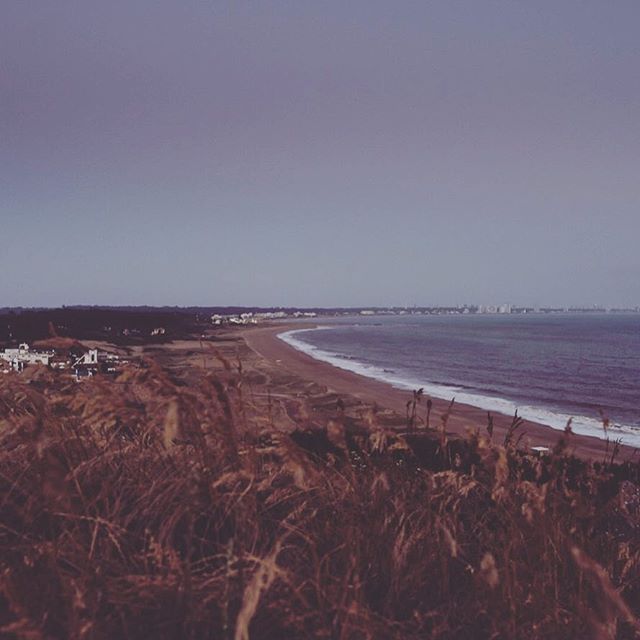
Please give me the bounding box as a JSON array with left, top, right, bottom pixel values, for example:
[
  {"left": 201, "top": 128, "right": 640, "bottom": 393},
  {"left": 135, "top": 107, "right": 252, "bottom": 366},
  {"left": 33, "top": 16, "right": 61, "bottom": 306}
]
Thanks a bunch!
[{"left": 278, "top": 314, "right": 640, "bottom": 447}]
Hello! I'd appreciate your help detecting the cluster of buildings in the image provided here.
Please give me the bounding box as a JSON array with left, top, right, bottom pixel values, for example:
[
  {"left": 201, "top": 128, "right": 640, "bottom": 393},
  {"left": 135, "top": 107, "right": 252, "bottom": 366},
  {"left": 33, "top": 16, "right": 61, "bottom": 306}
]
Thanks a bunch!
[
  {"left": 0, "top": 344, "right": 53, "bottom": 371},
  {"left": 207, "top": 306, "right": 640, "bottom": 324},
  {"left": 360, "top": 305, "right": 523, "bottom": 316},
  {"left": 0, "top": 343, "right": 123, "bottom": 380},
  {"left": 358, "top": 307, "right": 474, "bottom": 316},
  {"left": 350, "top": 305, "right": 640, "bottom": 317},
  {"left": 211, "top": 311, "right": 317, "bottom": 326},
  {"left": 475, "top": 305, "right": 639, "bottom": 315},
  {"left": 476, "top": 304, "right": 514, "bottom": 314}
]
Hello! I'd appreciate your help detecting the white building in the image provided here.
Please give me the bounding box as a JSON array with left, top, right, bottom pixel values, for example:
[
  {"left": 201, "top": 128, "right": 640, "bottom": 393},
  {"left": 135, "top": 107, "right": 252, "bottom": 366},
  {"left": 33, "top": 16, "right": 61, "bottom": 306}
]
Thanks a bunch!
[
  {"left": 478, "top": 304, "right": 513, "bottom": 314},
  {"left": 1, "top": 344, "right": 52, "bottom": 372},
  {"left": 253, "top": 311, "right": 287, "bottom": 320},
  {"left": 79, "top": 349, "right": 99, "bottom": 365}
]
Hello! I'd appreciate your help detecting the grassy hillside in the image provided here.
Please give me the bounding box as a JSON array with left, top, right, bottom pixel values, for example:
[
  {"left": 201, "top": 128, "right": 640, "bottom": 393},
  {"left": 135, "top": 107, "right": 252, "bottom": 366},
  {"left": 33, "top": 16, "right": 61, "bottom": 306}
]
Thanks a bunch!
[{"left": 0, "top": 357, "right": 639, "bottom": 639}]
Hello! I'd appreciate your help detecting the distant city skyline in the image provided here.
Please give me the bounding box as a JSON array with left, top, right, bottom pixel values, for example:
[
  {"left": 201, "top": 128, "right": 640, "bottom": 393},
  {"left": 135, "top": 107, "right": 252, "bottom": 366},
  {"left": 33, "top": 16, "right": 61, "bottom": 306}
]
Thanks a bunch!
[
  {"left": 2, "top": 1, "right": 640, "bottom": 308},
  {"left": 1, "top": 302, "right": 639, "bottom": 314}
]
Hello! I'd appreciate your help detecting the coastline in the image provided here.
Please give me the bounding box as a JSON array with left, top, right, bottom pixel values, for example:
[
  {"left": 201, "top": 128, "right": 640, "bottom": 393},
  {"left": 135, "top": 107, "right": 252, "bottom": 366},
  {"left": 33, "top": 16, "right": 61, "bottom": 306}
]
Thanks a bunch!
[{"left": 242, "top": 323, "right": 639, "bottom": 461}]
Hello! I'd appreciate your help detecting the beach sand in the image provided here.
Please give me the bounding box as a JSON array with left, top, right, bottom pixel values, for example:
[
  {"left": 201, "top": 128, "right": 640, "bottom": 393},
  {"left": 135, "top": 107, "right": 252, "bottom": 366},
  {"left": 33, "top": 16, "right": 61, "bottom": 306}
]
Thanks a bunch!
[{"left": 242, "top": 323, "right": 639, "bottom": 462}]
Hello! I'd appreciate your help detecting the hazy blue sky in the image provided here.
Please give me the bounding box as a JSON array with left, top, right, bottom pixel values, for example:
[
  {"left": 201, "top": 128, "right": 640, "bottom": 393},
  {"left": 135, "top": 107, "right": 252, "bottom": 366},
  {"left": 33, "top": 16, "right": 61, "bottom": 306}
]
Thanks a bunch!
[{"left": 2, "top": 1, "right": 639, "bottom": 307}]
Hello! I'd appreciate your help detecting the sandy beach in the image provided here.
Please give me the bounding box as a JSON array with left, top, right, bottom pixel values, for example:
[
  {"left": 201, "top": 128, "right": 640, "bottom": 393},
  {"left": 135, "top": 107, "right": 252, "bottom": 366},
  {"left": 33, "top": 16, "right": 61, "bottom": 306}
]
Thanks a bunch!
[{"left": 242, "top": 323, "right": 639, "bottom": 462}]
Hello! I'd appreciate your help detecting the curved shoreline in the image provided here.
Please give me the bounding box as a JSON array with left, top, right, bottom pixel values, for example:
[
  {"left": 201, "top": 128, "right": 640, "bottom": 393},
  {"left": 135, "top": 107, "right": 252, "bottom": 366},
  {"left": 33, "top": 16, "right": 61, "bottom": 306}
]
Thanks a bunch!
[
  {"left": 278, "top": 325, "right": 640, "bottom": 448},
  {"left": 242, "top": 323, "right": 639, "bottom": 461}
]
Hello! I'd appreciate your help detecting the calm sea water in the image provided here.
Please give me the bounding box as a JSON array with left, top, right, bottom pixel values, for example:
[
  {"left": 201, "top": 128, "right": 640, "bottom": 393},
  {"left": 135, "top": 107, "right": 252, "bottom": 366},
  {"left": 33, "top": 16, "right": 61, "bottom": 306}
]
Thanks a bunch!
[{"left": 279, "top": 314, "right": 640, "bottom": 447}]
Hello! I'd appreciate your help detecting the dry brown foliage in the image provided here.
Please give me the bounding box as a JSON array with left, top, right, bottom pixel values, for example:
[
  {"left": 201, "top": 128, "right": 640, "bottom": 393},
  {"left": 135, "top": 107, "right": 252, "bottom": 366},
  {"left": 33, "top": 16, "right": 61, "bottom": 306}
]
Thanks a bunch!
[{"left": 0, "top": 361, "right": 639, "bottom": 639}]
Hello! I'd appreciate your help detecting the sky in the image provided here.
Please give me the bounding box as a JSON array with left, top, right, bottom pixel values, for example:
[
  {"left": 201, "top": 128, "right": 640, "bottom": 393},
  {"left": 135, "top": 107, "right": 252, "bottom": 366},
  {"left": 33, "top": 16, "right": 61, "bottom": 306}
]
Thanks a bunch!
[{"left": 2, "top": 0, "right": 639, "bottom": 308}]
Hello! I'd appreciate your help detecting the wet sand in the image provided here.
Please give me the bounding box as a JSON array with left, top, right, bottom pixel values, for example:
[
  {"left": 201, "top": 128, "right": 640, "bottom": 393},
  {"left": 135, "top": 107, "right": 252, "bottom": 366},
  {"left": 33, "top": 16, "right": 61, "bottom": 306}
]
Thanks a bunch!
[{"left": 242, "top": 323, "right": 639, "bottom": 462}]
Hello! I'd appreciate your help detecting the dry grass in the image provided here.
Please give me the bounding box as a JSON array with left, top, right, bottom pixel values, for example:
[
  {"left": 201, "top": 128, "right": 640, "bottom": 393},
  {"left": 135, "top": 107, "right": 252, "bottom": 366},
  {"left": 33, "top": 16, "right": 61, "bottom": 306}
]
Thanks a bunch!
[{"left": 0, "top": 359, "right": 639, "bottom": 639}]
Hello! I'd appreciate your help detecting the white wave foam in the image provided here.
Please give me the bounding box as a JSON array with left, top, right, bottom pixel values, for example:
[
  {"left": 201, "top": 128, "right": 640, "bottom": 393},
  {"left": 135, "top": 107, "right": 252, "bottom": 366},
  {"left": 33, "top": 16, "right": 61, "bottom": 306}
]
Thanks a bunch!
[{"left": 278, "top": 327, "right": 640, "bottom": 448}]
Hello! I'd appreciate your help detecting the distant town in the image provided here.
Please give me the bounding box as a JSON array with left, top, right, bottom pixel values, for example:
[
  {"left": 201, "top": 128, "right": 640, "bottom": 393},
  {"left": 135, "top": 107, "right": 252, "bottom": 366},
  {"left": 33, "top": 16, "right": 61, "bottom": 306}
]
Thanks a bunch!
[
  {"left": 208, "top": 304, "right": 640, "bottom": 325},
  {"left": 1, "top": 342, "right": 127, "bottom": 379}
]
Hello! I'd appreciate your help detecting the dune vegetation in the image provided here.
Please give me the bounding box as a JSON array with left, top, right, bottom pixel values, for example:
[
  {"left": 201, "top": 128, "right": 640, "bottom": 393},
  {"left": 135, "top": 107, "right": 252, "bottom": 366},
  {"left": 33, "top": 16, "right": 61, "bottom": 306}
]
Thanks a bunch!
[{"left": 0, "top": 353, "right": 639, "bottom": 639}]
